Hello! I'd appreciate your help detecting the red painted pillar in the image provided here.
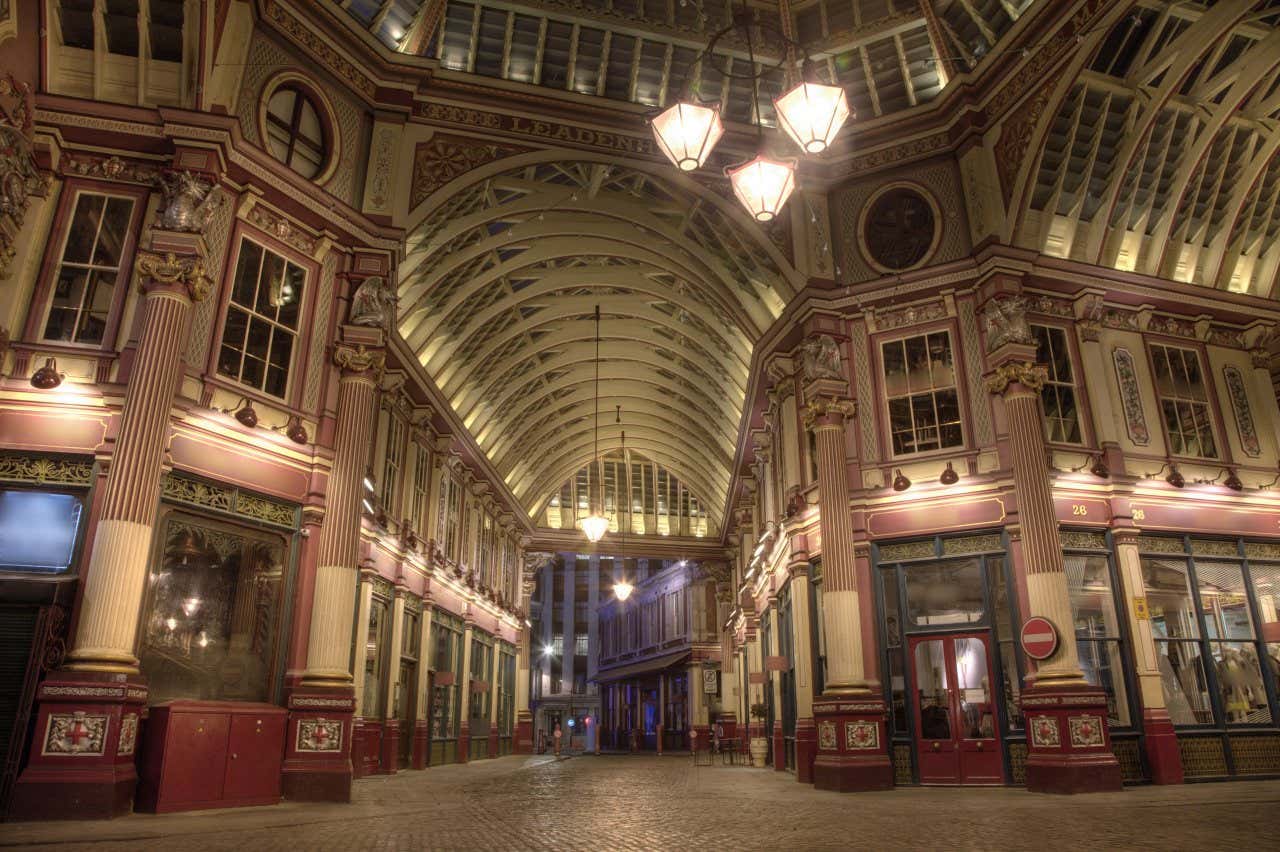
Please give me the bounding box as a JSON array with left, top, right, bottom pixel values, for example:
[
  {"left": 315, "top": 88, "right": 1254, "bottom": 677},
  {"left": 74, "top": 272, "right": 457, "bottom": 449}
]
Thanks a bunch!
[
  {"left": 283, "top": 325, "right": 386, "bottom": 802},
  {"left": 11, "top": 225, "right": 210, "bottom": 820},
  {"left": 983, "top": 301, "right": 1121, "bottom": 794}
]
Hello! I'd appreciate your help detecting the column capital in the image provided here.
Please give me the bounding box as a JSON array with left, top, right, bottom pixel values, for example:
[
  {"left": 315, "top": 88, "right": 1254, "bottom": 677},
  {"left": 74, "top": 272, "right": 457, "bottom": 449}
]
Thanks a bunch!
[
  {"left": 135, "top": 250, "right": 212, "bottom": 302},
  {"left": 334, "top": 342, "right": 386, "bottom": 378},
  {"left": 802, "top": 396, "right": 856, "bottom": 430},
  {"left": 985, "top": 360, "right": 1047, "bottom": 395},
  {"left": 1111, "top": 525, "right": 1141, "bottom": 547}
]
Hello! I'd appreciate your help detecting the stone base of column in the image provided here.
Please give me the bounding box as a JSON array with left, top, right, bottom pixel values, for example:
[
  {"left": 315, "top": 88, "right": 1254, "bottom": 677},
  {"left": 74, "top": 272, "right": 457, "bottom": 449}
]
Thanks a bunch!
[
  {"left": 458, "top": 722, "right": 470, "bottom": 763},
  {"left": 795, "top": 717, "right": 816, "bottom": 783},
  {"left": 515, "top": 711, "right": 533, "bottom": 754},
  {"left": 10, "top": 672, "right": 148, "bottom": 820},
  {"left": 773, "top": 720, "right": 786, "bottom": 770},
  {"left": 378, "top": 721, "right": 399, "bottom": 775},
  {"left": 488, "top": 728, "right": 499, "bottom": 758},
  {"left": 1022, "top": 684, "right": 1123, "bottom": 794},
  {"left": 692, "top": 724, "right": 711, "bottom": 751},
  {"left": 411, "top": 720, "right": 430, "bottom": 769},
  {"left": 811, "top": 694, "right": 894, "bottom": 793},
  {"left": 1141, "top": 709, "right": 1183, "bottom": 785},
  {"left": 281, "top": 687, "right": 354, "bottom": 803}
]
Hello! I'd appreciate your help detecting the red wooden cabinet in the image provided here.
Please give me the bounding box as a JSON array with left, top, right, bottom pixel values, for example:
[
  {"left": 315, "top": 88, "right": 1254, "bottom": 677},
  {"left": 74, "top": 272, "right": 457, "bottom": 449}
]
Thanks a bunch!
[{"left": 137, "top": 700, "right": 287, "bottom": 813}]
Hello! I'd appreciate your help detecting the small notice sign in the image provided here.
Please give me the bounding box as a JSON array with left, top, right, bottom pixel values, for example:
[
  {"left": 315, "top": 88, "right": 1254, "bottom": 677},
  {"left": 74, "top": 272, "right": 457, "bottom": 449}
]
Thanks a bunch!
[{"left": 1132, "top": 596, "right": 1150, "bottom": 620}]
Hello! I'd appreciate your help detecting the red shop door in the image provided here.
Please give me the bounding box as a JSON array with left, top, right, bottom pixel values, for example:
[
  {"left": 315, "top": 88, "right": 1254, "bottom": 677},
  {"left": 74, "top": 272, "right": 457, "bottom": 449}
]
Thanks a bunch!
[{"left": 909, "top": 633, "right": 1003, "bottom": 785}]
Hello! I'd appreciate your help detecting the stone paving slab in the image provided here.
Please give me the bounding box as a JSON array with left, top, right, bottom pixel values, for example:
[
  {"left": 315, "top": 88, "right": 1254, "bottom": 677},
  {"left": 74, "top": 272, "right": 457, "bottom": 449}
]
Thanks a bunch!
[{"left": 4, "top": 755, "right": 1277, "bottom": 851}]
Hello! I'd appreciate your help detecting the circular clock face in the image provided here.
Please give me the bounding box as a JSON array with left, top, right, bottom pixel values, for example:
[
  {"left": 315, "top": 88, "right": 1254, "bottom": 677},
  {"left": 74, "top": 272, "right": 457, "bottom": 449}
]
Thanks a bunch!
[{"left": 863, "top": 187, "right": 937, "bottom": 271}]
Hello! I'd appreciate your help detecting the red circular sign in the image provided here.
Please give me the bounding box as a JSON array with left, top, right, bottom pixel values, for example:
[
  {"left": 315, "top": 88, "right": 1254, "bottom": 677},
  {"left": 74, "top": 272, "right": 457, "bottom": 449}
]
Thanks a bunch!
[{"left": 1020, "top": 617, "right": 1059, "bottom": 661}]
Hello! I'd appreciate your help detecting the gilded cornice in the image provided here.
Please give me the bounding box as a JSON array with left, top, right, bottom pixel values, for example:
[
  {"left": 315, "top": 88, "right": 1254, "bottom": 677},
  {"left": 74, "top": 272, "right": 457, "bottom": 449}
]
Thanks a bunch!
[
  {"left": 985, "top": 361, "right": 1047, "bottom": 395},
  {"left": 135, "top": 251, "right": 212, "bottom": 302},
  {"left": 801, "top": 396, "right": 856, "bottom": 430},
  {"left": 334, "top": 343, "right": 386, "bottom": 377}
]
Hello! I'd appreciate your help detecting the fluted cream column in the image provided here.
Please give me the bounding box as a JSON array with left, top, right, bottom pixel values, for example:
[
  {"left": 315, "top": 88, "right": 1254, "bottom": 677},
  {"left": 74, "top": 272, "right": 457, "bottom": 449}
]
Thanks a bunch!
[
  {"left": 802, "top": 397, "right": 866, "bottom": 694},
  {"left": 788, "top": 534, "right": 818, "bottom": 782},
  {"left": 67, "top": 253, "right": 210, "bottom": 672},
  {"left": 459, "top": 619, "right": 474, "bottom": 761},
  {"left": 302, "top": 342, "right": 384, "bottom": 685},
  {"left": 987, "top": 361, "right": 1084, "bottom": 684}
]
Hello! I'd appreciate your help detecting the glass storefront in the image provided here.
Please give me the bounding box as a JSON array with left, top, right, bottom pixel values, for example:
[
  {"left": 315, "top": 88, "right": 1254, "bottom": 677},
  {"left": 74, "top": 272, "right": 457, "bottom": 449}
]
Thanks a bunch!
[
  {"left": 139, "top": 513, "right": 288, "bottom": 704},
  {"left": 1141, "top": 537, "right": 1280, "bottom": 730},
  {"left": 429, "top": 611, "right": 464, "bottom": 764}
]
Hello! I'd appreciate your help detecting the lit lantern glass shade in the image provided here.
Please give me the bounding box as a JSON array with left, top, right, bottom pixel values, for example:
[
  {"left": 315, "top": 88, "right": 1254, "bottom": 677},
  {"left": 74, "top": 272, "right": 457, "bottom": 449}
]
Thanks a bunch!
[
  {"left": 726, "top": 155, "right": 797, "bottom": 223},
  {"left": 578, "top": 513, "right": 609, "bottom": 543},
  {"left": 651, "top": 101, "right": 724, "bottom": 172},
  {"left": 773, "top": 82, "right": 852, "bottom": 154}
]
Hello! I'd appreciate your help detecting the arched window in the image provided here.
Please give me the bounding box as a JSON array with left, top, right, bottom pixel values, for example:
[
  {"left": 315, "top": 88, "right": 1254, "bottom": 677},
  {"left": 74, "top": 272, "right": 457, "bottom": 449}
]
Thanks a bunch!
[{"left": 264, "top": 85, "right": 328, "bottom": 180}]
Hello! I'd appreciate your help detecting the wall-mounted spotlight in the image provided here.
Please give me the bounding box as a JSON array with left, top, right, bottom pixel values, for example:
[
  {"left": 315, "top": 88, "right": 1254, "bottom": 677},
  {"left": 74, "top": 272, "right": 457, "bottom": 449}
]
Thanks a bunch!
[
  {"left": 30, "top": 357, "right": 63, "bottom": 389},
  {"left": 892, "top": 469, "right": 911, "bottom": 492},
  {"left": 1224, "top": 468, "right": 1243, "bottom": 492},
  {"left": 274, "top": 414, "right": 309, "bottom": 444},
  {"left": 1089, "top": 455, "right": 1110, "bottom": 479},
  {"left": 224, "top": 397, "right": 258, "bottom": 428},
  {"left": 939, "top": 461, "right": 959, "bottom": 486},
  {"left": 1166, "top": 464, "right": 1184, "bottom": 489}
]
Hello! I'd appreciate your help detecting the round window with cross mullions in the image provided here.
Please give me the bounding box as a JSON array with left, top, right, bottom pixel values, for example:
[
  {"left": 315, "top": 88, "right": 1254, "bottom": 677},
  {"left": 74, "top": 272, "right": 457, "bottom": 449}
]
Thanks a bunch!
[{"left": 264, "top": 84, "right": 331, "bottom": 181}]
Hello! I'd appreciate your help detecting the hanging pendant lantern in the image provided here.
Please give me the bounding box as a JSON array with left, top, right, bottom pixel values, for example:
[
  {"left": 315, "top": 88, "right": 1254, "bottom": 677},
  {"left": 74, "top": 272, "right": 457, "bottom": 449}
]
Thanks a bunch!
[
  {"left": 651, "top": 101, "right": 725, "bottom": 172},
  {"left": 726, "top": 155, "right": 797, "bottom": 223},
  {"left": 579, "top": 513, "right": 610, "bottom": 543},
  {"left": 773, "top": 81, "right": 852, "bottom": 154}
]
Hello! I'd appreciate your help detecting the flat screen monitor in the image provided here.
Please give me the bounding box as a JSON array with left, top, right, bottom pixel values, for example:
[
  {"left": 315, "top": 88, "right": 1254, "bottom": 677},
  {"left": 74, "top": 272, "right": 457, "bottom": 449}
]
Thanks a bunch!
[{"left": 0, "top": 489, "right": 83, "bottom": 574}]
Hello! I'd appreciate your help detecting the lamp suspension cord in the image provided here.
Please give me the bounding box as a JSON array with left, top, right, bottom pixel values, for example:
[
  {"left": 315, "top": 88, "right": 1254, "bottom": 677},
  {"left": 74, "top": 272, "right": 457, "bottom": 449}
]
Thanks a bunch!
[{"left": 593, "top": 304, "right": 601, "bottom": 510}]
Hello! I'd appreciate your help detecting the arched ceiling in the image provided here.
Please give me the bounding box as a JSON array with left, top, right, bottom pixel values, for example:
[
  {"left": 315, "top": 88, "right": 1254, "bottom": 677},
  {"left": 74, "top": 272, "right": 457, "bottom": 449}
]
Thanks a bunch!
[
  {"left": 397, "top": 156, "right": 801, "bottom": 527},
  {"left": 1018, "top": 0, "right": 1280, "bottom": 296}
]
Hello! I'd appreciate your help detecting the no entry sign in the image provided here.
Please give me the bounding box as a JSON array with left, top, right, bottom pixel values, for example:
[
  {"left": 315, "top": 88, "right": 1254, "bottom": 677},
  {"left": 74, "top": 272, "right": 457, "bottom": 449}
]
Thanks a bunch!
[{"left": 1020, "top": 616, "right": 1059, "bottom": 661}]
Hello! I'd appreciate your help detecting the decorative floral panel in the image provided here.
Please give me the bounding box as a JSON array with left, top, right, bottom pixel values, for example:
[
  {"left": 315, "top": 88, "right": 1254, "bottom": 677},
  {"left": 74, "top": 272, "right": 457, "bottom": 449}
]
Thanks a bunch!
[
  {"left": 1244, "top": 542, "right": 1280, "bottom": 561},
  {"left": 1068, "top": 715, "right": 1104, "bottom": 748},
  {"left": 297, "top": 717, "right": 343, "bottom": 752},
  {"left": 1137, "top": 536, "right": 1185, "bottom": 555},
  {"left": 893, "top": 744, "right": 914, "bottom": 785},
  {"left": 845, "top": 721, "right": 879, "bottom": 750},
  {"left": 0, "top": 453, "right": 94, "bottom": 486},
  {"left": 1029, "top": 715, "right": 1060, "bottom": 748},
  {"left": 941, "top": 534, "right": 1004, "bottom": 556},
  {"left": 117, "top": 713, "right": 138, "bottom": 756},
  {"left": 1222, "top": 366, "right": 1261, "bottom": 457},
  {"left": 818, "top": 721, "right": 837, "bottom": 751},
  {"left": 878, "top": 540, "right": 935, "bottom": 563},
  {"left": 1189, "top": 539, "right": 1239, "bottom": 558},
  {"left": 1112, "top": 348, "right": 1150, "bottom": 445},
  {"left": 1178, "top": 736, "right": 1228, "bottom": 777},
  {"left": 42, "top": 711, "right": 108, "bottom": 756},
  {"left": 1112, "top": 738, "right": 1144, "bottom": 782},
  {"left": 1060, "top": 530, "right": 1107, "bottom": 550},
  {"left": 1228, "top": 734, "right": 1280, "bottom": 775}
]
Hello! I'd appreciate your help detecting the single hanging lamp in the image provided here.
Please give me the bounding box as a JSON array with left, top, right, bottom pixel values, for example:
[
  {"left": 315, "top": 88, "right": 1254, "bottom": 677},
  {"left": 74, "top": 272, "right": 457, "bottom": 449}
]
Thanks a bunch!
[
  {"left": 773, "top": 73, "right": 852, "bottom": 155},
  {"left": 727, "top": 155, "right": 797, "bottom": 223},
  {"left": 651, "top": 100, "right": 724, "bottom": 171}
]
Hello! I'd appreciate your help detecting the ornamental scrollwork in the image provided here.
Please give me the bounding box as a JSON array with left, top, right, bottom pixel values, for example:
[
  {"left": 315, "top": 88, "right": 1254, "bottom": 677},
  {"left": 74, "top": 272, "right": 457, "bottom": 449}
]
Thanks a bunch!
[
  {"left": 984, "top": 361, "right": 1047, "bottom": 395},
  {"left": 799, "top": 334, "right": 845, "bottom": 382},
  {"left": 801, "top": 396, "right": 856, "bottom": 429},
  {"left": 333, "top": 343, "right": 386, "bottom": 377},
  {"left": 0, "top": 73, "right": 46, "bottom": 279},
  {"left": 0, "top": 453, "right": 94, "bottom": 486},
  {"left": 981, "top": 295, "right": 1034, "bottom": 353},
  {"left": 135, "top": 251, "right": 212, "bottom": 302},
  {"left": 156, "top": 170, "right": 221, "bottom": 233}
]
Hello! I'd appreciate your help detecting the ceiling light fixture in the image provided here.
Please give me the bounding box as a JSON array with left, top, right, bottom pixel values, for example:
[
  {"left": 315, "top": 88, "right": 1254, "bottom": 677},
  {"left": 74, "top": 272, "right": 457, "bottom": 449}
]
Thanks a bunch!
[
  {"left": 649, "top": 3, "right": 851, "bottom": 223},
  {"left": 578, "top": 305, "right": 609, "bottom": 544}
]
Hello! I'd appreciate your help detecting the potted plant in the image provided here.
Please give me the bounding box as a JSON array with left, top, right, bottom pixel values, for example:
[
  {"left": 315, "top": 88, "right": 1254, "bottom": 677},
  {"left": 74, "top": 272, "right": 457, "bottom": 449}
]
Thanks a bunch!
[{"left": 749, "top": 702, "right": 769, "bottom": 768}]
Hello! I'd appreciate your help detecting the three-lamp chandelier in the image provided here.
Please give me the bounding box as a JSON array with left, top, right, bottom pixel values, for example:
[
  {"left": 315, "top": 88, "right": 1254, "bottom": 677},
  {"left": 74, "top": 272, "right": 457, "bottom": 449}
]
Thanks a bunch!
[{"left": 649, "top": 3, "right": 852, "bottom": 223}]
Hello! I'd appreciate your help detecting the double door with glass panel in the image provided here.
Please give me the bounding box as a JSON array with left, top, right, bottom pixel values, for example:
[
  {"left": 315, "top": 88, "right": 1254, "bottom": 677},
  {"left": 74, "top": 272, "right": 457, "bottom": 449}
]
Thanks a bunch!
[{"left": 910, "top": 632, "right": 1002, "bottom": 784}]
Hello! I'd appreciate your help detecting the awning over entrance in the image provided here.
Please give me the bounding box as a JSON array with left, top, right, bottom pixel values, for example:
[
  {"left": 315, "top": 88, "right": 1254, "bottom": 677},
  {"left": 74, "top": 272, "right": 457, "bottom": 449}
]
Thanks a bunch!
[{"left": 594, "top": 650, "right": 690, "bottom": 683}]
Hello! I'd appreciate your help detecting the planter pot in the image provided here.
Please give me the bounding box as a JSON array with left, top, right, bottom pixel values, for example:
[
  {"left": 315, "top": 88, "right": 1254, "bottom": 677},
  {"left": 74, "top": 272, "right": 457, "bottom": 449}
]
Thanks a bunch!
[{"left": 749, "top": 737, "right": 768, "bottom": 768}]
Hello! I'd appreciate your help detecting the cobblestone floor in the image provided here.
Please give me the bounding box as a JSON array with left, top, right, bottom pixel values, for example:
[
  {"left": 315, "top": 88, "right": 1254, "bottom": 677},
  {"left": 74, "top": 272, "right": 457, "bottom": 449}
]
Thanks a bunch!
[{"left": 4, "top": 755, "right": 1277, "bottom": 851}]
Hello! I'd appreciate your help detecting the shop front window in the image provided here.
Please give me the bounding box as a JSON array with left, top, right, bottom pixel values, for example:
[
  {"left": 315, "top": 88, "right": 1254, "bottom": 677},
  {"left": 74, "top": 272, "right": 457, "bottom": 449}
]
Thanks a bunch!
[
  {"left": 364, "top": 594, "right": 391, "bottom": 718},
  {"left": 1142, "top": 556, "right": 1212, "bottom": 725},
  {"left": 1066, "top": 553, "right": 1130, "bottom": 727},
  {"left": 905, "top": 559, "right": 984, "bottom": 626},
  {"left": 0, "top": 489, "right": 84, "bottom": 574},
  {"left": 1196, "top": 561, "right": 1270, "bottom": 724},
  {"left": 139, "top": 515, "right": 287, "bottom": 704}
]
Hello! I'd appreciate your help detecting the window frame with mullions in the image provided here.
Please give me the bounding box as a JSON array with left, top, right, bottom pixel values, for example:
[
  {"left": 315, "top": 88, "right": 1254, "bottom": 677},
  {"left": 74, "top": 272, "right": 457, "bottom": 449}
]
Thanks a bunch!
[
  {"left": 29, "top": 182, "right": 148, "bottom": 351},
  {"left": 259, "top": 77, "right": 337, "bottom": 183},
  {"left": 1030, "top": 321, "right": 1090, "bottom": 446},
  {"left": 1146, "top": 341, "right": 1224, "bottom": 461},
  {"left": 876, "top": 324, "right": 968, "bottom": 460},
  {"left": 1138, "top": 536, "right": 1280, "bottom": 736},
  {"left": 211, "top": 230, "right": 314, "bottom": 406}
]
